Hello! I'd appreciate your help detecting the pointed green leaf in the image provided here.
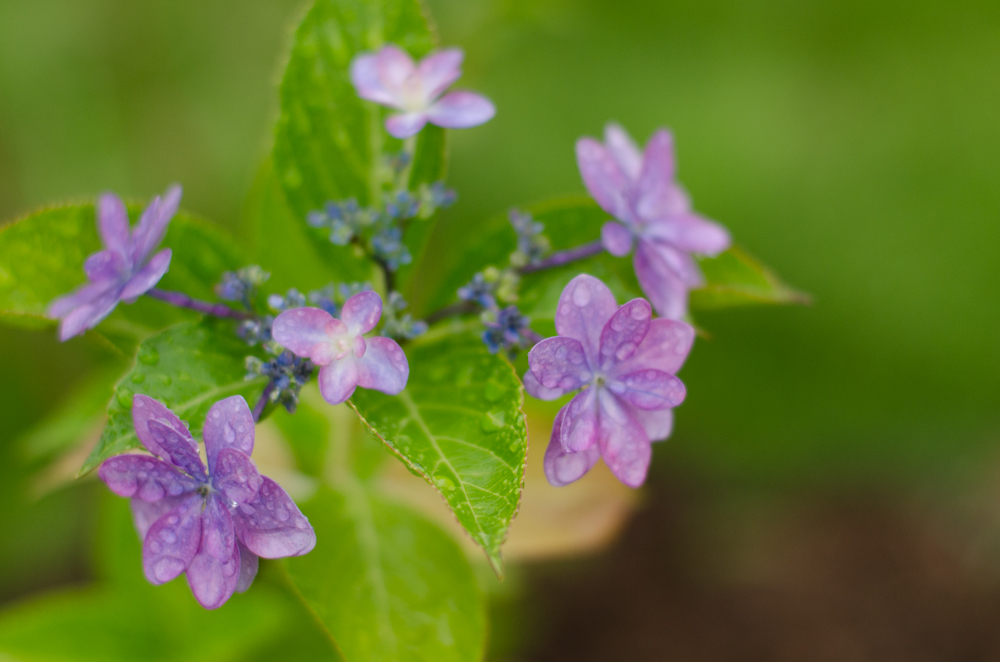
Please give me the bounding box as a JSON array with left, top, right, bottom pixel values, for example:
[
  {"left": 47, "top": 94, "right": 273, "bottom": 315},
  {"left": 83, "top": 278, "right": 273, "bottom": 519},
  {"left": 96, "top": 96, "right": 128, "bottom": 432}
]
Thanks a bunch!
[
  {"left": 349, "top": 333, "right": 527, "bottom": 573},
  {"left": 81, "top": 319, "right": 266, "bottom": 475},
  {"left": 690, "top": 245, "right": 810, "bottom": 309}
]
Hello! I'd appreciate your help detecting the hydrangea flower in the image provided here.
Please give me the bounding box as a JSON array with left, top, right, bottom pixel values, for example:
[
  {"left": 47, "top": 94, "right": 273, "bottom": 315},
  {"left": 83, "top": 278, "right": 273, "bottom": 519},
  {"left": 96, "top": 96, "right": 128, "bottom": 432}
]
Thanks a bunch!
[
  {"left": 48, "top": 186, "right": 181, "bottom": 341},
  {"left": 272, "top": 291, "right": 409, "bottom": 405},
  {"left": 525, "top": 275, "right": 694, "bottom": 487},
  {"left": 98, "top": 395, "right": 316, "bottom": 609},
  {"left": 350, "top": 45, "right": 495, "bottom": 139},
  {"left": 576, "top": 124, "right": 731, "bottom": 319}
]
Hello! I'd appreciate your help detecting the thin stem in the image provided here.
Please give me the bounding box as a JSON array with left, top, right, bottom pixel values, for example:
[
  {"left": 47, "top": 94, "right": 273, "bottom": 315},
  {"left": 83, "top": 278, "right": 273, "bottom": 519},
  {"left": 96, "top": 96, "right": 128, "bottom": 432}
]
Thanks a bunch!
[
  {"left": 424, "top": 300, "right": 478, "bottom": 325},
  {"left": 252, "top": 382, "right": 276, "bottom": 422},
  {"left": 146, "top": 288, "right": 250, "bottom": 319},
  {"left": 374, "top": 256, "right": 395, "bottom": 295},
  {"left": 517, "top": 240, "right": 605, "bottom": 274}
]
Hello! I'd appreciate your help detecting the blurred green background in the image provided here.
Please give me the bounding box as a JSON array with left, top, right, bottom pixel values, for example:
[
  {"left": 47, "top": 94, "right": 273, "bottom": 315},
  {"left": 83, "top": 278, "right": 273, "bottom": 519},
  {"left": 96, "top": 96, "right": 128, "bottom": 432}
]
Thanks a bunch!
[{"left": 1, "top": 0, "right": 999, "bottom": 659}]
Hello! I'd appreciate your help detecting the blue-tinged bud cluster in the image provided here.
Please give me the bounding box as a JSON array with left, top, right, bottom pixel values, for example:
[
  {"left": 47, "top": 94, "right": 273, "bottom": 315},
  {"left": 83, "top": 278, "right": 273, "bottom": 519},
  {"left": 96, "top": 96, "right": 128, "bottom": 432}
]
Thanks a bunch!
[
  {"left": 508, "top": 209, "right": 550, "bottom": 268},
  {"left": 245, "top": 351, "right": 314, "bottom": 414},
  {"left": 458, "top": 272, "right": 497, "bottom": 309},
  {"left": 236, "top": 316, "right": 274, "bottom": 347},
  {"left": 216, "top": 265, "right": 270, "bottom": 310},
  {"left": 371, "top": 226, "right": 411, "bottom": 269},
  {"left": 482, "top": 305, "right": 533, "bottom": 354},
  {"left": 381, "top": 291, "right": 428, "bottom": 340},
  {"left": 267, "top": 288, "right": 306, "bottom": 313},
  {"left": 306, "top": 284, "right": 339, "bottom": 316}
]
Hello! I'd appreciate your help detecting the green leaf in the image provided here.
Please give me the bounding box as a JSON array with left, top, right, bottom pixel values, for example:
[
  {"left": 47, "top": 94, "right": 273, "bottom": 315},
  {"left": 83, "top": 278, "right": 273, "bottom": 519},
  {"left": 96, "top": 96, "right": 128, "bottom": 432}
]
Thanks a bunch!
[
  {"left": 0, "top": 202, "right": 247, "bottom": 337},
  {"left": 691, "top": 245, "right": 810, "bottom": 309},
  {"left": 286, "top": 486, "right": 485, "bottom": 662},
  {"left": 349, "top": 333, "right": 527, "bottom": 573},
  {"left": 81, "top": 319, "right": 266, "bottom": 475}
]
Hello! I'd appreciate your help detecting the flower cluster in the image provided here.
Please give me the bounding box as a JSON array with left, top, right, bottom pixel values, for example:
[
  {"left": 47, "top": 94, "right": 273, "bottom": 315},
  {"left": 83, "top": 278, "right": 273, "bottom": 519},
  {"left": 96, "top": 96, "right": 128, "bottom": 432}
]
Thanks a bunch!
[
  {"left": 49, "top": 187, "right": 180, "bottom": 341},
  {"left": 380, "top": 291, "right": 428, "bottom": 341},
  {"left": 245, "top": 350, "right": 314, "bottom": 414},
  {"left": 482, "top": 306, "right": 534, "bottom": 354},
  {"left": 216, "top": 265, "right": 270, "bottom": 311},
  {"left": 98, "top": 395, "right": 315, "bottom": 609},
  {"left": 508, "top": 209, "right": 550, "bottom": 268}
]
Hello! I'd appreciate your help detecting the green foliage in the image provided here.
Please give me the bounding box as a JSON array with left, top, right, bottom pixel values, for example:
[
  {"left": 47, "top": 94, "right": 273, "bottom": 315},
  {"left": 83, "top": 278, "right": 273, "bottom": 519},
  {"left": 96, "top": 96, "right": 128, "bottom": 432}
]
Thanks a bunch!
[
  {"left": 691, "top": 245, "right": 810, "bottom": 309},
  {"left": 287, "top": 486, "right": 485, "bottom": 662},
  {"left": 81, "top": 319, "right": 266, "bottom": 475},
  {"left": 349, "top": 333, "right": 527, "bottom": 573}
]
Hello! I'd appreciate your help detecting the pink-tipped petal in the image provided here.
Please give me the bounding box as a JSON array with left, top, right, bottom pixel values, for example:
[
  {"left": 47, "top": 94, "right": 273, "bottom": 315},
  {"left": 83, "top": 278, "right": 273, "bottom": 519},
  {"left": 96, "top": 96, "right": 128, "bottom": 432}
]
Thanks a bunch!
[
  {"left": 99, "top": 455, "right": 198, "bottom": 502},
  {"left": 375, "top": 45, "right": 416, "bottom": 95},
  {"left": 213, "top": 448, "right": 262, "bottom": 505},
  {"left": 142, "top": 494, "right": 203, "bottom": 585},
  {"left": 554, "top": 274, "right": 618, "bottom": 365},
  {"left": 559, "top": 388, "right": 599, "bottom": 453},
  {"left": 147, "top": 420, "right": 207, "bottom": 481},
  {"left": 613, "top": 317, "right": 695, "bottom": 377},
  {"left": 341, "top": 290, "right": 382, "bottom": 335},
  {"left": 273, "top": 307, "right": 335, "bottom": 359},
  {"left": 575, "top": 138, "right": 632, "bottom": 222},
  {"left": 634, "top": 129, "right": 677, "bottom": 219},
  {"left": 186, "top": 495, "right": 240, "bottom": 609},
  {"left": 633, "top": 243, "right": 690, "bottom": 320},
  {"left": 56, "top": 287, "right": 122, "bottom": 341},
  {"left": 357, "top": 336, "right": 408, "bottom": 395},
  {"left": 350, "top": 53, "right": 399, "bottom": 106},
  {"left": 131, "top": 495, "right": 189, "bottom": 540},
  {"left": 601, "top": 221, "right": 633, "bottom": 257},
  {"left": 233, "top": 477, "right": 316, "bottom": 558},
  {"left": 317, "top": 359, "right": 360, "bottom": 405},
  {"left": 603, "top": 123, "right": 643, "bottom": 182},
  {"left": 84, "top": 250, "right": 127, "bottom": 282},
  {"left": 597, "top": 391, "right": 651, "bottom": 488},
  {"left": 132, "top": 185, "right": 181, "bottom": 263},
  {"left": 97, "top": 193, "right": 130, "bottom": 257},
  {"left": 644, "top": 214, "right": 731, "bottom": 256},
  {"left": 522, "top": 369, "right": 573, "bottom": 401},
  {"left": 120, "top": 249, "right": 171, "bottom": 302},
  {"left": 598, "top": 298, "right": 651, "bottom": 371},
  {"left": 611, "top": 369, "right": 686, "bottom": 410},
  {"left": 527, "top": 336, "right": 591, "bottom": 393},
  {"left": 544, "top": 407, "right": 601, "bottom": 487},
  {"left": 630, "top": 406, "right": 674, "bottom": 442},
  {"left": 385, "top": 112, "right": 428, "bottom": 138},
  {"left": 417, "top": 48, "right": 464, "bottom": 100},
  {"left": 235, "top": 543, "right": 259, "bottom": 593},
  {"left": 426, "top": 91, "right": 495, "bottom": 128},
  {"left": 203, "top": 395, "right": 255, "bottom": 475},
  {"left": 132, "top": 395, "right": 194, "bottom": 461}
]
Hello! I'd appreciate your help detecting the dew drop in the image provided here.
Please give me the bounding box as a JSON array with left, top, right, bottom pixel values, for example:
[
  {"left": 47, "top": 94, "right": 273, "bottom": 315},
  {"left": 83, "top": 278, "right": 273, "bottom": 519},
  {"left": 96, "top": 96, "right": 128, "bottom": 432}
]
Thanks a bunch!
[
  {"left": 138, "top": 347, "right": 160, "bottom": 366},
  {"left": 131, "top": 373, "right": 146, "bottom": 384},
  {"left": 434, "top": 476, "right": 456, "bottom": 492},
  {"left": 159, "top": 529, "right": 177, "bottom": 544},
  {"left": 117, "top": 388, "right": 134, "bottom": 408}
]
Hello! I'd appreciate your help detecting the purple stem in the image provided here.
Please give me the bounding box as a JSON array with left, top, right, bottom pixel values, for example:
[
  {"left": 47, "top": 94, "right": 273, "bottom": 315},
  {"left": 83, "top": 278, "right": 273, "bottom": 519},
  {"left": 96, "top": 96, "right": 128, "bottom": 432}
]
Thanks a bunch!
[
  {"left": 146, "top": 288, "right": 250, "bottom": 319},
  {"left": 252, "top": 382, "right": 276, "bottom": 422},
  {"left": 517, "top": 240, "right": 604, "bottom": 274}
]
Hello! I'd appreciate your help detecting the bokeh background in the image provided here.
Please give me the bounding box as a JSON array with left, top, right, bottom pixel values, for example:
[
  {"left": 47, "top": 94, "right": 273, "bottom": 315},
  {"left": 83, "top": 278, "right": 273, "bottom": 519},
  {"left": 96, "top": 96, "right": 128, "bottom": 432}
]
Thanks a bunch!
[{"left": 1, "top": 0, "right": 999, "bottom": 659}]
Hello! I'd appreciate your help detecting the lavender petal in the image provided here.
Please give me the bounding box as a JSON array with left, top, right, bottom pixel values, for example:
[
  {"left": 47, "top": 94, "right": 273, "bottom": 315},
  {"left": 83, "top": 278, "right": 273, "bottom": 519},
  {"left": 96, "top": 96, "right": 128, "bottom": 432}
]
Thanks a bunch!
[
  {"left": 559, "top": 388, "right": 599, "bottom": 454},
  {"left": 598, "top": 298, "right": 651, "bottom": 371},
  {"left": 203, "top": 395, "right": 256, "bottom": 475},
  {"left": 340, "top": 290, "right": 382, "bottom": 335},
  {"left": 597, "top": 391, "right": 651, "bottom": 488},
  {"left": 553, "top": 274, "right": 618, "bottom": 366},
  {"left": 142, "top": 493, "right": 203, "bottom": 585},
  {"left": 83, "top": 250, "right": 127, "bottom": 282},
  {"left": 186, "top": 495, "right": 241, "bottom": 609},
  {"left": 317, "top": 359, "right": 360, "bottom": 405},
  {"left": 97, "top": 193, "right": 130, "bottom": 257},
  {"left": 522, "top": 369, "right": 572, "bottom": 401},
  {"left": 272, "top": 307, "right": 335, "bottom": 359},
  {"left": 147, "top": 420, "right": 207, "bottom": 481},
  {"left": 600, "top": 221, "right": 633, "bottom": 257},
  {"left": 575, "top": 137, "right": 632, "bottom": 222},
  {"left": 120, "top": 248, "right": 171, "bottom": 302},
  {"left": 603, "top": 123, "right": 643, "bottom": 182},
  {"left": 633, "top": 243, "right": 690, "bottom": 320},
  {"left": 213, "top": 448, "right": 262, "bottom": 505},
  {"left": 99, "top": 454, "right": 198, "bottom": 502},
  {"left": 131, "top": 185, "right": 181, "bottom": 264},
  {"left": 543, "top": 407, "right": 601, "bottom": 487},
  {"left": 426, "top": 91, "right": 496, "bottom": 129},
  {"left": 357, "top": 336, "right": 408, "bottom": 396},
  {"left": 527, "top": 336, "right": 590, "bottom": 393},
  {"left": 131, "top": 494, "right": 189, "bottom": 540},
  {"left": 416, "top": 48, "right": 464, "bottom": 100},
  {"left": 233, "top": 477, "right": 316, "bottom": 558},
  {"left": 611, "top": 369, "right": 686, "bottom": 410},
  {"left": 385, "top": 112, "right": 429, "bottom": 139},
  {"left": 612, "top": 317, "right": 695, "bottom": 377},
  {"left": 235, "top": 542, "right": 259, "bottom": 593}
]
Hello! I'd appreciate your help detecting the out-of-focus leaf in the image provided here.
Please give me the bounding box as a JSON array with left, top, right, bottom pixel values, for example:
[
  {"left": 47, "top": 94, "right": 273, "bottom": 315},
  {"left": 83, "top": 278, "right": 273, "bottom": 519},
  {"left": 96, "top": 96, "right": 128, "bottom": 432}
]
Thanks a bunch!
[
  {"left": 349, "top": 333, "right": 527, "bottom": 573},
  {"left": 691, "top": 246, "right": 810, "bottom": 309},
  {"left": 81, "top": 319, "right": 265, "bottom": 475}
]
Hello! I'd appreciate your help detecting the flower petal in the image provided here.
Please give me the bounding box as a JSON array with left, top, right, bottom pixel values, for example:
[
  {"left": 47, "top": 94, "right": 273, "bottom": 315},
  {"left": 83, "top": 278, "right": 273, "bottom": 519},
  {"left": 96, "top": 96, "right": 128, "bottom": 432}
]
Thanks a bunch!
[
  {"left": 575, "top": 137, "right": 632, "bottom": 222},
  {"left": 272, "top": 307, "right": 335, "bottom": 359},
  {"left": 99, "top": 454, "right": 198, "bottom": 501},
  {"left": 317, "top": 359, "right": 360, "bottom": 405},
  {"left": 633, "top": 243, "right": 690, "bottom": 320},
  {"left": 612, "top": 317, "right": 695, "bottom": 377},
  {"left": 603, "top": 123, "right": 643, "bottom": 182},
  {"left": 426, "top": 91, "right": 496, "bottom": 129},
  {"left": 147, "top": 420, "right": 208, "bottom": 481},
  {"left": 341, "top": 290, "right": 382, "bottom": 335},
  {"left": 186, "top": 495, "right": 241, "bottom": 609},
  {"left": 554, "top": 274, "right": 618, "bottom": 366},
  {"left": 84, "top": 250, "right": 128, "bottom": 282},
  {"left": 385, "top": 112, "right": 428, "bottom": 139},
  {"left": 634, "top": 129, "right": 678, "bottom": 220},
  {"left": 55, "top": 285, "right": 122, "bottom": 341},
  {"left": 643, "top": 213, "right": 731, "bottom": 256},
  {"left": 610, "top": 369, "right": 686, "bottom": 410},
  {"left": 357, "top": 336, "right": 408, "bottom": 395},
  {"left": 629, "top": 406, "right": 674, "bottom": 442},
  {"left": 233, "top": 477, "right": 316, "bottom": 558},
  {"left": 375, "top": 45, "right": 416, "bottom": 96},
  {"left": 522, "top": 369, "right": 571, "bottom": 401},
  {"left": 597, "top": 391, "right": 651, "bottom": 488},
  {"left": 350, "top": 53, "right": 399, "bottom": 106},
  {"left": 559, "top": 388, "right": 599, "bottom": 453},
  {"left": 97, "top": 193, "right": 130, "bottom": 257},
  {"left": 601, "top": 221, "right": 633, "bottom": 257},
  {"left": 131, "top": 494, "right": 189, "bottom": 540},
  {"left": 48, "top": 280, "right": 114, "bottom": 320},
  {"left": 131, "top": 394, "right": 197, "bottom": 463},
  {"left": 131, "top": 185, "right": 181, "bottom": 264},
  {"left": 213, "top": 448, "right": 262, "bottom": 505},
  {"left": 544, "top": 407, "right": 601, "bottom": 487},
  {"left": 120, "top": 248, "right": 171, "bottom": 302},
  {"left": 235, "top": 542, "right": 258, "bottom": 593},
  {"left": 598, "top": 298, "right": 651, "bottom": 371},
  {"left": 203, "top": 395, "right": 256, "bottom": 475},
  {"left": 417, "top": 48, "right": 464, "bottom": 100},
  {"left": 142, "top": 493, "right": 203, "bottom": 585},
  {"left": 527, "top": 336, "right": 590, "bottom": 394}
]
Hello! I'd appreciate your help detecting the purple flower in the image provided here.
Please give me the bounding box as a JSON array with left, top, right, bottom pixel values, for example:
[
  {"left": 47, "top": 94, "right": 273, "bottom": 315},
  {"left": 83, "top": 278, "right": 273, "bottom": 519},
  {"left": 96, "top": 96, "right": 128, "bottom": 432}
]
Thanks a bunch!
[
  {"left": 350, "top": 45, "right": 495, "bottom": 139},
  {"left": 271, "top": 291, "right": 409, "bottom": 405},
  {"left": 48, "top": 187, "right": 181, "bottom": 341},
  {"left": 576, "top": 124, "right": 731, "bottom": 319},
  {"left": 98, "top": 395, "right": 316, "bottom": 609},
  {"left": 525, "top": 275, "right": 694, "bottom": 488}
]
